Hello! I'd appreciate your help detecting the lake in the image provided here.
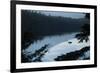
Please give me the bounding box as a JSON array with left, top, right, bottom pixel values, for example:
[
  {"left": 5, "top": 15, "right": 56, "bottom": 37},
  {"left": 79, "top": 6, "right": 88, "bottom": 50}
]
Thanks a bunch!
[{"left": 22, "top": 32, "right": 90, "bottom": 62}]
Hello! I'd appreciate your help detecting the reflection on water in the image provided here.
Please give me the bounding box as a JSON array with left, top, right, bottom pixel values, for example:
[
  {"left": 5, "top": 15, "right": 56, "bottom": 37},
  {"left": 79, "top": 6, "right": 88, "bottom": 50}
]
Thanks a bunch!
[
  {"left": 22, "top": 32, "right": 90, "bottom": 62},
  {"left": 24, "top": 33, "right": 77, "bottom": 54}
]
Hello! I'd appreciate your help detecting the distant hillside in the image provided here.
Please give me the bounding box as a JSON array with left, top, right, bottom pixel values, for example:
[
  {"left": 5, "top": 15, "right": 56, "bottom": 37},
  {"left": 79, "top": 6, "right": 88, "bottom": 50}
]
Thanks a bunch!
[{"left": 21, "top": 10, "right": 89, "bottom": 36}]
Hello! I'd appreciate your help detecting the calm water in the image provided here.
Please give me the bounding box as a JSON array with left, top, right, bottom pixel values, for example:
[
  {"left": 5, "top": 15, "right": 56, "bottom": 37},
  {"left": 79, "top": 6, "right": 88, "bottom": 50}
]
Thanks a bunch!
[
  {"left": 22, "top": 32, "right": 90, "bottom": 62},
  {"left": 24, "top": 32, "right": 77, "bottom": 54}
]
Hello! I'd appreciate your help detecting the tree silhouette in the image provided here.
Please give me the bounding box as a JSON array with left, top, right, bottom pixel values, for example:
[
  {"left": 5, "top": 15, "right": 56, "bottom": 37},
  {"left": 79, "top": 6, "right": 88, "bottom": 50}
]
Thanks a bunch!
[
  {"left": 85, "top": 13, "right": 90, "bottom": 19},
  {"left": 75, "top": 13, "right": 90, "bottom": 42},
  {"left": 75, "top": 24, "right": 90, "bottom": 42},
  {"left": 22, "top": 44, "right": 49, "bottom": 62},
  {"left": 31, "top": 44, "right": 49, "bottom": 62},
  {"left": 55, "top": 46, "right": 90, "bottom": 61}
]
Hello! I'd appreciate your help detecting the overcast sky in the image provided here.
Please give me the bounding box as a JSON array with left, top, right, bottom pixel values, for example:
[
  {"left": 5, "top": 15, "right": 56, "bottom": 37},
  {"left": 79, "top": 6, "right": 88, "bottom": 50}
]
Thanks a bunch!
[{"left": 37, "top": 11, "right": 85, "bottom": 19}]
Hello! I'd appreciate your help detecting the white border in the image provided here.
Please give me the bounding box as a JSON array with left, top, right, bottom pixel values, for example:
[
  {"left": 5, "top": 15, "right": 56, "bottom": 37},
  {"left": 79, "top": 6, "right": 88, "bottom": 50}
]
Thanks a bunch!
[{"left": 16, "top": 4, "right": 95, "bottom": 69}]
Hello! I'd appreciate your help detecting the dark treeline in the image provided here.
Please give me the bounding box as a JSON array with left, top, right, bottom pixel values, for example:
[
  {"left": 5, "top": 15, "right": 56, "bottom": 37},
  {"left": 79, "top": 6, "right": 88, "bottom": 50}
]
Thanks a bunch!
[
  {"left": 21, "top": 44, "right": 49, "bottom": 63},
  {"left": 21, "top": 10, "right": 89, "bottom": 36},
  {"left": 55, "top": 46, "right": 90, "bottom": 61},
  {"left": 21, "top": 10, "right": 89, "bottom": 49}
]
